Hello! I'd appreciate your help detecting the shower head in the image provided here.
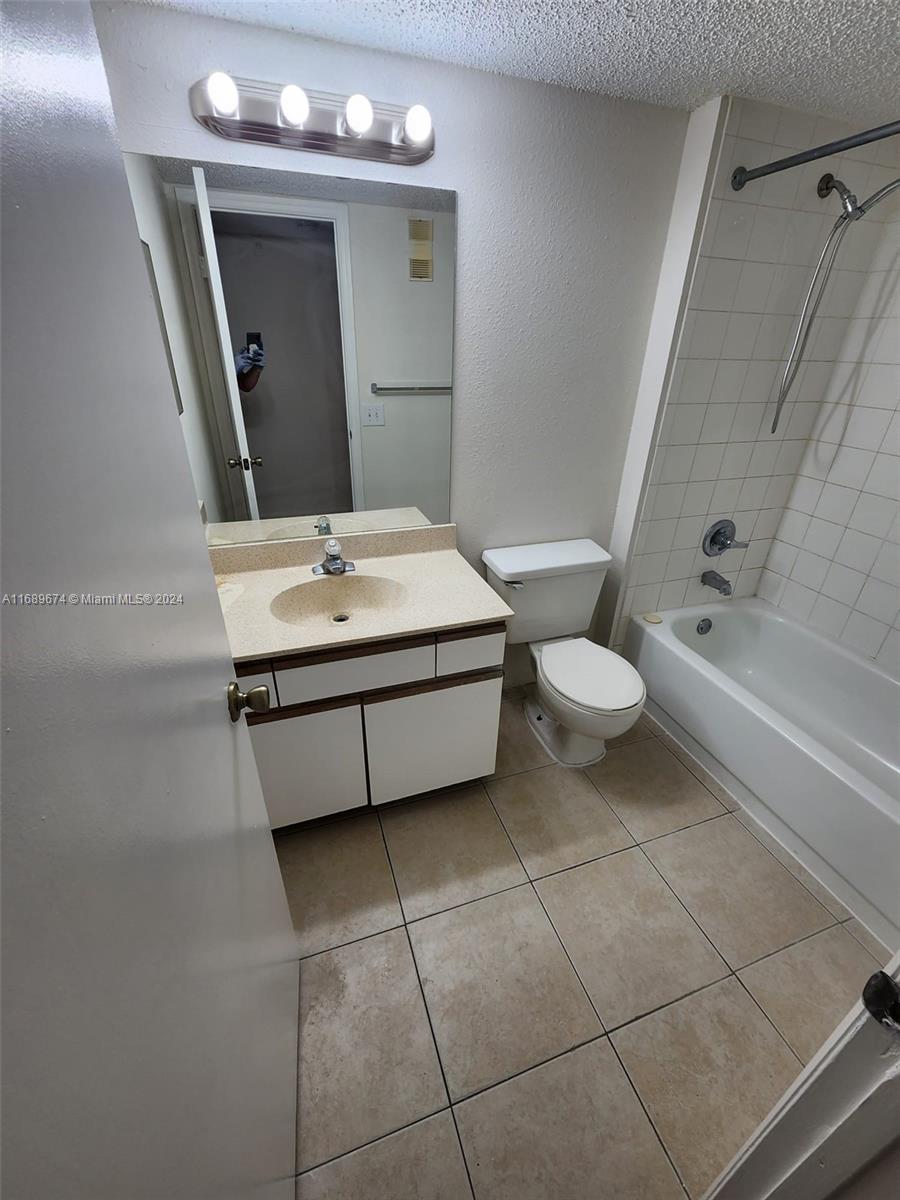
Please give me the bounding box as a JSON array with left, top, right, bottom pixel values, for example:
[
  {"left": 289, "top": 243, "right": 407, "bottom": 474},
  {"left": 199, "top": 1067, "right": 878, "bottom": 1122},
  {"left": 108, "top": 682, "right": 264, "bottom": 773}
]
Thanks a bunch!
[{"left": 818, "top": 173, "right": 862, "bottom": 219}]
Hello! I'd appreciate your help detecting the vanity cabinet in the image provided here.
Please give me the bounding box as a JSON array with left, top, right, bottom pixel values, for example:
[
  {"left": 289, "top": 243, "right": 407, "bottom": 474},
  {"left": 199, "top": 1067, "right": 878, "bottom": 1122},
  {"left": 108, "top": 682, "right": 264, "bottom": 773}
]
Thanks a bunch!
[
  {"left": 247, "top": 698, "right": 368, "bottom": 828},
  {"left": 364, "top": 671, "right": 503, "bottom": 805},
  {"left": 239, "top": 621, "right": 506, "bottom": 829}
]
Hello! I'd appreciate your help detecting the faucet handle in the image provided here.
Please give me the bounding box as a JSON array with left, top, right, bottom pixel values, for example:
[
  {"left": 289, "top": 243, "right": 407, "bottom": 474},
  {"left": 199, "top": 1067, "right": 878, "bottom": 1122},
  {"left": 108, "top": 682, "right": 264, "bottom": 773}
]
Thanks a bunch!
[
  {"left": 324, "top": 538, "right": 341, "bottom": 558},
  {"left": 703, "top": 519, "right": 748, "bottom": 556}
]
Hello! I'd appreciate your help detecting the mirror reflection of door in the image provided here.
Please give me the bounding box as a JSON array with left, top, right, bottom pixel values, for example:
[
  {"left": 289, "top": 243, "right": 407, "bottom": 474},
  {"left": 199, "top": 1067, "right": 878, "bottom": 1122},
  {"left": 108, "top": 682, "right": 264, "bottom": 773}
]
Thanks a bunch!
[{"left": 211, "top": 211, "right": 354, "bottom": 520}]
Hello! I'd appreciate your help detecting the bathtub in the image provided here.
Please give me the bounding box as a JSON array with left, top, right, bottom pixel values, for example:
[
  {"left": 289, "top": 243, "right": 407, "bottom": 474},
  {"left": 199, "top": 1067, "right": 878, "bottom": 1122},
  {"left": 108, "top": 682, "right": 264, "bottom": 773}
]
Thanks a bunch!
[{"left": 624, "top": 598, "right": 900, "bottom": 948}]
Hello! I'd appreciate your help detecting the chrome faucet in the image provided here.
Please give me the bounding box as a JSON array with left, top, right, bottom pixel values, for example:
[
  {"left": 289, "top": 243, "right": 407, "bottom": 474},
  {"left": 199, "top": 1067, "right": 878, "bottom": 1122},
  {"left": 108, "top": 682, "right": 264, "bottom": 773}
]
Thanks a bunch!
[
  {"left": 701, "top": 570, "right": 732, "bottom": 597},
  {"left": 703, "top": 519, "right": 749, "bottom": 557},
  {"left": 312, "top": 537, "right": 355, "bottom": 576},
  {"left": 314, "top": 515, "right": 332, "bottom": 535}
]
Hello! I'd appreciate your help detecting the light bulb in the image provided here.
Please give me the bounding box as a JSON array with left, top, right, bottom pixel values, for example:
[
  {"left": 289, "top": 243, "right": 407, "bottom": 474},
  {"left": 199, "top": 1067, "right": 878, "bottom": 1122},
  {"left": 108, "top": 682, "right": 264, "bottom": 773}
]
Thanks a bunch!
[
  {"left": 279, "top": 84, "right": 309, "bottom": 127},
  {"left": 403, "top": 104, "right": 432, "bottom": 145},
  {"left": 344, "top": 93, "right": 374, "bottom": 136},
  {"left": 206, "top": 71, "right": 239, "bottom": 117}
]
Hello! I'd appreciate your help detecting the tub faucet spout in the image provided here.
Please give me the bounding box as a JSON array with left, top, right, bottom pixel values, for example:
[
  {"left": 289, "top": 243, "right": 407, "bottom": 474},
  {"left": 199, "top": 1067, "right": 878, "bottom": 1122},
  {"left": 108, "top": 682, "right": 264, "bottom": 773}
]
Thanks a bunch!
[{"left": 701, "top": 570, "right": 732, "bottom": 597}]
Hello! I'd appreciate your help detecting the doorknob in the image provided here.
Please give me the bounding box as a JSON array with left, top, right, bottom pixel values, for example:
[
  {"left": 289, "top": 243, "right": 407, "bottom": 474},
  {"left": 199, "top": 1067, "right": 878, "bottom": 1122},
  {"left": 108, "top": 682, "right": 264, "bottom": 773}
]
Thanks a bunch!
[
  {"left": 227, "top": 457, "right": 242, "bottom": 469},
  {"left": 249, "top": 456, "right": 263, "bottom": 467},
  {"left": 227, "top": 681, "right": 270, "bottom": 723}
]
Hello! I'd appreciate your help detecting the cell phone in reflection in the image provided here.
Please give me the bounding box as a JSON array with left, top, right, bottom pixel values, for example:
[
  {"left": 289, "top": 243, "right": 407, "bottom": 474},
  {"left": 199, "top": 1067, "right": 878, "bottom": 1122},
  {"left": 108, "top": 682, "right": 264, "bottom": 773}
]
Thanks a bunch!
[{"left": 246, "top": 331, "right": 262, "bottom": 353}]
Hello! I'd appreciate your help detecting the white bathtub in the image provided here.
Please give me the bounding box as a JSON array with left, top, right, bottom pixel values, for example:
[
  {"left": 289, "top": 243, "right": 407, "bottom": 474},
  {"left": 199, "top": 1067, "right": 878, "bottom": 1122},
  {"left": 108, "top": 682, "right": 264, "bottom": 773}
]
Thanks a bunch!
[{"left": 624, "top": 598, "right": 900, "bottom": 948}]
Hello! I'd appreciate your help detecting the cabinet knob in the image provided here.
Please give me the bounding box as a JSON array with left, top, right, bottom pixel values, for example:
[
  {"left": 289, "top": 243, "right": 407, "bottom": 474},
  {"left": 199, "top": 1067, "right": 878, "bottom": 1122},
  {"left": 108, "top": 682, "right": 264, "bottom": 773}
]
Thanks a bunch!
[{"left": 227, "top": 681, "right": 270, "bottom": 723}]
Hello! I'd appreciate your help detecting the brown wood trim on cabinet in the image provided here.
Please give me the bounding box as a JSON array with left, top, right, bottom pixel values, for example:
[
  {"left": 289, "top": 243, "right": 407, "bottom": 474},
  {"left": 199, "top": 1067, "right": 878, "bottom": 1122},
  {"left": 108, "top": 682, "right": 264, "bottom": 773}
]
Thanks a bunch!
[
  {"left": 272, "top": 633, "right": 436, "bottom": 672},
  {"left": 246, "top": 693, "right": 362, "bottom": 725},
  {"left": 236, "top": 659, "right": 273, "bottom": 678},
  {"left": 362, "top": 668, "right": 503, "bottom": 705},
  {"left": 436, "top": 621, "right": 507, "bottom": 643}
]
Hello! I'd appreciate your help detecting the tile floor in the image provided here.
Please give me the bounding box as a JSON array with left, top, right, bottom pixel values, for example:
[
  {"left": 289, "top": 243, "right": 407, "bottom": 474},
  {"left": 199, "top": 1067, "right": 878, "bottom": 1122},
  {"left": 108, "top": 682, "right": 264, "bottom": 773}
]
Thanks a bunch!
[{"left": 280, "top": 693, "right": 893, "bottom": 1200}]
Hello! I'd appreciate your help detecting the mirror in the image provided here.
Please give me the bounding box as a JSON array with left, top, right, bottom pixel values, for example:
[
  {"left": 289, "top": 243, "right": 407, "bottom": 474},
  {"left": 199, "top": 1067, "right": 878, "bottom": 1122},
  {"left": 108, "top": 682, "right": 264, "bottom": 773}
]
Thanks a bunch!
[{"left": 127, "top": 155, "right": 455, "bottom": 544}]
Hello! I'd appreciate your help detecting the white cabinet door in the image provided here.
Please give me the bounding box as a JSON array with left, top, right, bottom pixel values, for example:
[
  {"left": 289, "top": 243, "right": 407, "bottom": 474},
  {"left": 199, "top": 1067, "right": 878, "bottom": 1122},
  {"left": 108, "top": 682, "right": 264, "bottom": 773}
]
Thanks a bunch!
[
  {"left": 364, "top": 672, "right": 503, "bottom": 805},
  {"left": 249, "top": 700, "right": 368, "bottom": 828}
]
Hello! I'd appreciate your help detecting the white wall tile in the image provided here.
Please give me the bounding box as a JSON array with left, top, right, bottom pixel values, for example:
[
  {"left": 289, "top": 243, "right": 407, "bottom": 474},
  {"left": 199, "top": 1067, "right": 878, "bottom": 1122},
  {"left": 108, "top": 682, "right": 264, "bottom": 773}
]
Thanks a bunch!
[
  {"left": 855, "top": 577, "right": 900, "bottom": 625},
  {"left": 814, "top": 482, "right": 859, "bottom": 523},
  {"left": 792, "top": 549, "right": 830, "bottom": 590},
  {"left": 871, "top": 541, "right": 900, "bottom": 586},
  {"left": 768, "top": 539, "right": 799, "bottom": 576},
  {"left": 833, "top": 527, "right": 882, "bottom": 573},
  {"left": 803, "top": 517, "right": 843, "bottom": 558},
  {"left": 757, "top": 568, "right": 786, "bottom": 604},
  {"left": 820, "top": 561, "right": 866, "bottom": 606},
  {"left": 780, "top": 579, "right": 817, "bottom": 620},
  {"left": 864, "top": 452, "right": 900, "bottom": 500},
  {"left": 788, "top": 475, "right": 824, "bottom": 514},
  {"left": 699, "top": 405, "right": 737, "bottom": 443},
  {"left": 848, "top": 491, "right": 898, "bottom": 538},
  {"left": 681, "top": 480, "right": 715, "bottom": 516},
  {"left": 809, "top": 595, "right": 851, "bottom": 637},
  {"left": 840, "top": 611, "right": 890, "bottom": 657},
  {"left": 690, "top": 444, "right": 726, "bottom": 481}
]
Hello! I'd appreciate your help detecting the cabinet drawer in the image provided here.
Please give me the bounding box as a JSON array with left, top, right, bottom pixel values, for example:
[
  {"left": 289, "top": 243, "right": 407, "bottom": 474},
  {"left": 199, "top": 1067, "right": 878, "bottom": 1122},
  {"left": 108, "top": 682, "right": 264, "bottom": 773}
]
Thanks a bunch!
[
  {"left": 364, "top": 671, "right": 503, "bottom": 805},
  {"left": 436, "top": 625, "right": 506, "bottom": 676},
  {"left": 248, "top": 699, "right": 368, "bottom": 828},
  {"left": 236, "top": 661, "right": 276, "bottom": 699},
  {"left": 275, "top": 638, "right": 435, "bottom": 706}
]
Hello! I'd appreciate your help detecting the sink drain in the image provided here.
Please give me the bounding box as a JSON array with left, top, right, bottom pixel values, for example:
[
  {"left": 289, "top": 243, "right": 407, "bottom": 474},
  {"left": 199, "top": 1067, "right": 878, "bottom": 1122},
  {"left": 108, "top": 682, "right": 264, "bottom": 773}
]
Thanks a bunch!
[{"left": 331, "top": 612, "right": 350, "bottom": 624}]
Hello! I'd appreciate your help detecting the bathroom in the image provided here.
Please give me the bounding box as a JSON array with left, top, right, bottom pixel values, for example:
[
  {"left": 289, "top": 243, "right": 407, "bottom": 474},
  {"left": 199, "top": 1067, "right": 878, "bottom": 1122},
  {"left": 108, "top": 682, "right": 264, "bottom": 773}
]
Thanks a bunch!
[{"left": 2, "top": 1, "right": 898, "bottom": 1197}]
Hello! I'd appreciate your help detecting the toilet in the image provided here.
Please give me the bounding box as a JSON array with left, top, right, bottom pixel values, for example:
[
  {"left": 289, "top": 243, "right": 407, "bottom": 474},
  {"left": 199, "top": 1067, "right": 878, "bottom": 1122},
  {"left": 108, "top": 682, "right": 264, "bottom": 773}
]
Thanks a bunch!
[{"left": 482, "top": 539, "right": 645, "bottom": 766}]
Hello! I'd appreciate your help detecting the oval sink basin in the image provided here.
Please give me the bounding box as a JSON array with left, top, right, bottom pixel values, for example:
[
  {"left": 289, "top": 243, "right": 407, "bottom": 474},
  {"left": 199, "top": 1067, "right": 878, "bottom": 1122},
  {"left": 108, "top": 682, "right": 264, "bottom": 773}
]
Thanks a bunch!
[{"left": 269, "top": 574, "right": 407, "bottom": 626}]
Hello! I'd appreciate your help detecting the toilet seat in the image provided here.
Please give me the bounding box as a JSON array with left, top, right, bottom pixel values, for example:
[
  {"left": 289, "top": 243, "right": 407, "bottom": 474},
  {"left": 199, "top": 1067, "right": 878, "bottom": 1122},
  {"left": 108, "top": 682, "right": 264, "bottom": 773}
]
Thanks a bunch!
[{"left": 537, "top": 638, "right": 645, "bottom": 714}]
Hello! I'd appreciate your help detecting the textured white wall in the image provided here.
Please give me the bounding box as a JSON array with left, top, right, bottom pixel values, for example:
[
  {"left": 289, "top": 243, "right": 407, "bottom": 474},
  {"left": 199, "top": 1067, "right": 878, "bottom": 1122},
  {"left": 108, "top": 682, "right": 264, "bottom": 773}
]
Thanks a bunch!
[{"left": 93, "top": 2, "right": 686, "bottom": 563}]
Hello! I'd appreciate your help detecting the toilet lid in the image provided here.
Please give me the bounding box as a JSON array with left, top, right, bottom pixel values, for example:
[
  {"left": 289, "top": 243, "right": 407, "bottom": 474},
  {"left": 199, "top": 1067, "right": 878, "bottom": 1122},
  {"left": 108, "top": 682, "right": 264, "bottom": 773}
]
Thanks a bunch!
[{"left": 539, "top": 638, "right": 645, "bottom": 713}]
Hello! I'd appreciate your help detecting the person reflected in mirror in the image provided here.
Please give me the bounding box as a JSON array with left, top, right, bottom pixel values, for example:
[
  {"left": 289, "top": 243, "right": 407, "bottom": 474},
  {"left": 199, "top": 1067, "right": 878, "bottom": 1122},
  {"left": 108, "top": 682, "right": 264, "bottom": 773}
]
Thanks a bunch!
[{"left": 234, "top": 343, "right": 265, "bottom": 393}]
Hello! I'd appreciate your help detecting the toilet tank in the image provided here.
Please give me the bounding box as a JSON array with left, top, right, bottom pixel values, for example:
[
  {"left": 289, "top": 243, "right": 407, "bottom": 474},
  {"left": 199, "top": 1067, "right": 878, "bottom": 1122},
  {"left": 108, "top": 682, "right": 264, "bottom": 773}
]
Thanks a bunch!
[{"left": 482, "top": 539, "right": 612, "bottom": 645}]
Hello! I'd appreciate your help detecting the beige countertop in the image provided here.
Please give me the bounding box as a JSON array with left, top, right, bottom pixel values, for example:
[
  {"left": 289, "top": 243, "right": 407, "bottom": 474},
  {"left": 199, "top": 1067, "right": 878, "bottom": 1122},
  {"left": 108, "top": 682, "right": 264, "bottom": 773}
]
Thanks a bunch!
[{"left": 212, "top": 526, "right": 512, "bottom": 663}]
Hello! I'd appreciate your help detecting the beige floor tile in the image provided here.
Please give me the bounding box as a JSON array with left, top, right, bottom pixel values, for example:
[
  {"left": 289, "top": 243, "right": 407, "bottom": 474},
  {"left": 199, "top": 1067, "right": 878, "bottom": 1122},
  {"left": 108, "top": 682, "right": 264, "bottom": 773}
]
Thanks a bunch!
[
  {"left": 845, "top": 918, "right": 895, "bottom": 965},
  {"left": 487, "top": 693, "right": 553, "bottom": 779},
  {"left": 298, "top": 928, "right": 446, "bottom": 1171},
  {"left": 409, "top": 886, "right": 601, "bottom": 1099},
  {"left": 486, "top": 764, "right": 633, "bottom": 877},
  {"left": 734, "top": 810, "right": 852, "bottom": 920},
  {"left": 537, "top": 848, "right": 728, "bottom": 1028},
  {"left": 276, "top": 814, "right": 403, "bottom": 958},
  {"left": 454, "top": 1038, "right": 683, "bottom": 1200},
  {"left": 612, "top": 978, "right": 800, "bottom": 1198},
  {"left": 645, "top": 816, "right": 834, "bottom": 969},
  {"left": 296, "top": 1111, "right": 470, "bottom": 1200},
  {"left": 642, "top": 714, "right": 741, "bottom": 811},
  {"left": 381, "top": 786, "right": 527, "bottom": 921},
  {"left": 739, "top": 925, "right": 879, "bottom": 1063},
  {"left": 586, "top": 738, "right": 725, "bottom": 841},
  {"left": 606, "top": 714, "right": 657, "bottom": 750}
]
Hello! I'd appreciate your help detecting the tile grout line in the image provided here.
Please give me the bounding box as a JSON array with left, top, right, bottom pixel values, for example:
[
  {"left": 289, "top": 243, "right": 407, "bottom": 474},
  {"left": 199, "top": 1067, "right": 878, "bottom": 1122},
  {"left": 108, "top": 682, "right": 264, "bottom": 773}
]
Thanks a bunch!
[
  {"left": 732, "top": 972, "right": 806, "bottom": 1068},
  {"left": 483, "top": 786, "right": 692, "bottom": 1198},
  {"left": 375, "top": 809, "right": 478, "bottom": 1200},
  {"left": 296, "top": 1107, "right": 455, "bottom": 1180}
]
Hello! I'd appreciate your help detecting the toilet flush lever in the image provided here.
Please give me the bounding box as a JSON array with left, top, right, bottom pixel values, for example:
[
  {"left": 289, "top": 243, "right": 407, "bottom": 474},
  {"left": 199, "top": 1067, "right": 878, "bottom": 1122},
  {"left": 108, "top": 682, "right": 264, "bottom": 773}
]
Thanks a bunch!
[
  {"left": 227, "top": 681, "right": 270, "bottom": 723},
  {"left": 505, "top": 580, "right": 525, "bottom": 590}
]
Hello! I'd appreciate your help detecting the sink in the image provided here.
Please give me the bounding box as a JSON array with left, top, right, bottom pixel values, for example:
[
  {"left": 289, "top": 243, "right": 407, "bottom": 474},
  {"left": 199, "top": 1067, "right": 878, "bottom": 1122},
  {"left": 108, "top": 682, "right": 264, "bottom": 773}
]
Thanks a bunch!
[{"left": 269, "top": 574, "right": 407, "bottom": 626}]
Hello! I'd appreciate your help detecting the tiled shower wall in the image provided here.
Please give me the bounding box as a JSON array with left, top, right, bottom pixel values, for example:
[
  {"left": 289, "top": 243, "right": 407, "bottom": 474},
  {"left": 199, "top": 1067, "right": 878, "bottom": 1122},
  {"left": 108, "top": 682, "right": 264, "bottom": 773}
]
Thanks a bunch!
[
  {"left": 757, "top": 200, "right": 900, "bottom": 670},
  {"left": 616, "top": 97, "right": 900, "bottom": 655}
]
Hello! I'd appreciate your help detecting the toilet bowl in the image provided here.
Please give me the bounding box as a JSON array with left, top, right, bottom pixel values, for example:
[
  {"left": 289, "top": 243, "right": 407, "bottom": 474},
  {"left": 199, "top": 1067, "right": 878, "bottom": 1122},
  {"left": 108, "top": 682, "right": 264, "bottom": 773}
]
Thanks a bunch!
[
  {"left": 526, "top": 637, "right": 645, "bottom": 766},
  {"left": 481, "top": 537, "right": 647, "bottom": 768}
]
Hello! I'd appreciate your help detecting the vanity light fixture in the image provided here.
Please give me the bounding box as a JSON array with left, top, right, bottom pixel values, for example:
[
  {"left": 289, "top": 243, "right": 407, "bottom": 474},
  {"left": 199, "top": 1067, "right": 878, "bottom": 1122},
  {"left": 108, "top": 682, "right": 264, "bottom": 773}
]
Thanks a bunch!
[
  {"left": 342, "top": 93, "right": 374, "bottom": 136},
  {"left": 190, "top": 75, "right": 435, "bottom": 165},
  {"left": 206, "top": 71, "right": 239, "bottom": 117},
  {"left": 278, "top": 84, "right": 309, "bottom": 128}
]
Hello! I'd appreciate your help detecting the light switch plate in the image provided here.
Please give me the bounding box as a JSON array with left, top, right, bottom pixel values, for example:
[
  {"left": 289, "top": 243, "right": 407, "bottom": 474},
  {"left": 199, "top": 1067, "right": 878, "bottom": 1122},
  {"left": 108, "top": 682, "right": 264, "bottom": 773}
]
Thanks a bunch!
[{"left": 363, "top": 402, "right": 385, "bottom": 426}]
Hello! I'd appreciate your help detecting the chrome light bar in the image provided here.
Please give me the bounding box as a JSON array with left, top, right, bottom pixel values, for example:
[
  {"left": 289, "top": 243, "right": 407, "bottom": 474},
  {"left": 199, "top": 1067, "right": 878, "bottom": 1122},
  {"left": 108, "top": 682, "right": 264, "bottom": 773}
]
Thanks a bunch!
[{"left": 190, "top": 75, "right": 435, "bottom": 166}]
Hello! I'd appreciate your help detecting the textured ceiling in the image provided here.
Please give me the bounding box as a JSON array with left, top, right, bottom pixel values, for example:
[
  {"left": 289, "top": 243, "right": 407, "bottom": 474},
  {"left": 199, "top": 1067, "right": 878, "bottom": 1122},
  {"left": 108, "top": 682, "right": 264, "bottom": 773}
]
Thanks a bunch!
[{"left": 144, "top": 0, "right": 900, "bottom": 123}]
